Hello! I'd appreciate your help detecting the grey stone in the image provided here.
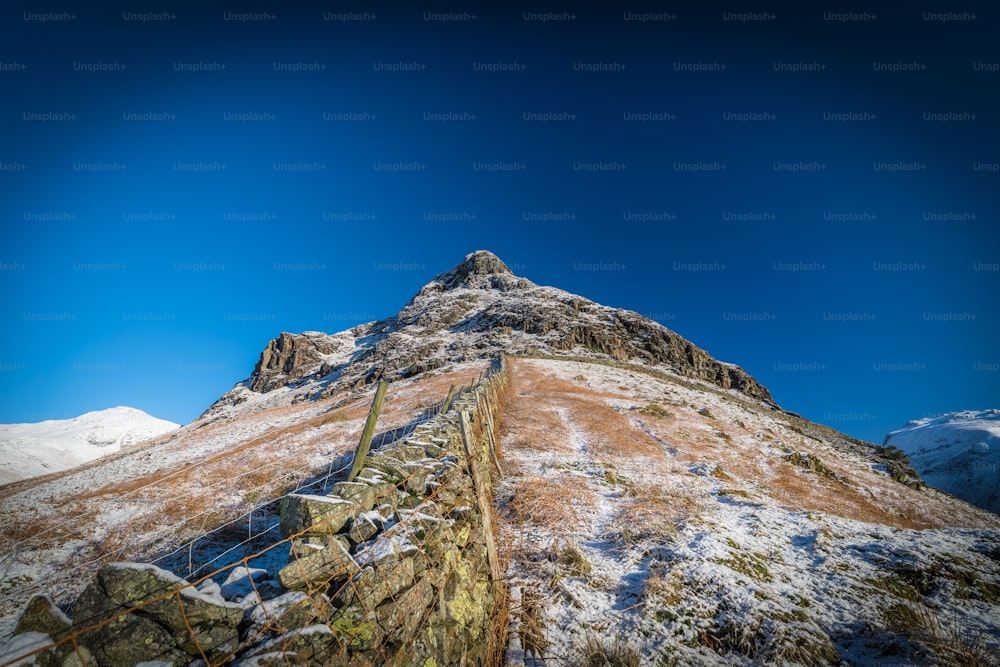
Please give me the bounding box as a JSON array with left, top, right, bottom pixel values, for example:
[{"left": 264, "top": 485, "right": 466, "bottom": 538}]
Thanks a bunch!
[
  {"left": 338, "top": 558, "right": 415, "bottom": 611},
  {"left": 363, "top": 455, "right": 412, "bottom": 482},
  {"left": 239, "top": 625, "right": 345, "bottom": 666},
  {"left": 391, "top": 444, "right": 430, "bottom": 463},
  {"left": 374, "top": 578, "right": 435, "bottom": 643},
  {"left": 13, "top": 596, "right": 70, "bottom": 641},
  {"left": 278, "top": 535, "right": 360, "bottom": 591},
  {"left": 329, "top": 482, "right": 389, "bottom": 511},
  {"left": 72, "top": 564, "right": 244, "bottom": 664},
  {"left": 347, "top": 512, "right": 383, "bottom": 545},
  {"left": 279, "top": 493, "right": 358, "bottom": 539},
  {"left": 246, "top": 591, "right": 327, "bottom": 635}
]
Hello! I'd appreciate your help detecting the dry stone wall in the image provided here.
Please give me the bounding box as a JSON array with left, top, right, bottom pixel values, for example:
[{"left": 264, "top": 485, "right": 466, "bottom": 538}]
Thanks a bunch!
[{"left": 1, "top": 358, "right": 509, "bottom": 666}]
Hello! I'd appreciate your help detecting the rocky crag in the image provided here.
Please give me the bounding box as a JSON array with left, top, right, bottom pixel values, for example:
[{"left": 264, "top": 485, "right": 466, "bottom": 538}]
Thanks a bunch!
[{"left": 205, "top": 251, "right": 772, "bottom": 421}]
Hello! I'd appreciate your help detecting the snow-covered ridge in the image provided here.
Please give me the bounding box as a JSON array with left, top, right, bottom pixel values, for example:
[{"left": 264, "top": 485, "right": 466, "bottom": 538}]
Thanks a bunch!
[
  {"left": 0, "top": 406, "right": 179, "bottom": 484},
  {"left": 207, "top": 250, "right": 773, "bottom": 422},
  {"left": 884, "top": 409, "right": 1000, "bottom": 514}
]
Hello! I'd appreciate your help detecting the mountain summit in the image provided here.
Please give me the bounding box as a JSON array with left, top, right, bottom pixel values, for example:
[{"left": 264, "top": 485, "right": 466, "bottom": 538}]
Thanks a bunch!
[
  {"left": 211, "top": 251, "right": 772, "bottom": 418},
  {"left": 430, "top": 249, "right": 516, "bottom": 290},
  {"left": 0, "top": 407, "right": 179, "bottom": 484}
]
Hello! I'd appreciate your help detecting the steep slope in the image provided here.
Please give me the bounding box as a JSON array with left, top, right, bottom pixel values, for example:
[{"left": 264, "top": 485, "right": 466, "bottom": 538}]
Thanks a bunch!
[
  {"left": 0, "top": 407, "right": 179, "bottom": 484},
  {"left": 0, "top": 363, "right": 490, "bottom": 638},
  {"left": 884, "top": 410, "right": 1000, "bottom": 514},
  {"left": 203, "top": 251, "right": 772, "bottom": 422},
  {"left": 498, "top": 358, "right": 1000, "bottom": 666}
]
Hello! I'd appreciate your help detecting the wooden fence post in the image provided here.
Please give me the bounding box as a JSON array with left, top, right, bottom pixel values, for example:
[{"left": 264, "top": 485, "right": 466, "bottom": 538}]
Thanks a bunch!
[
  {"left": 459, "top": 411, "right": 501, "bottom": 583},
  {"left": 440, "top": 384, "right": 457, "bottom": 414},
  {"left": 348, "top": 380, "right": 389, "bottom": 482}
]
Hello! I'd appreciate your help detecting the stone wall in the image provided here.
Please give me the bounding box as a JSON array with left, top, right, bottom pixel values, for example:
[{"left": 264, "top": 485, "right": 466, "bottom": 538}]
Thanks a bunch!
[{"left": 1, "top": 358, "right": 509, "bottom": 666}]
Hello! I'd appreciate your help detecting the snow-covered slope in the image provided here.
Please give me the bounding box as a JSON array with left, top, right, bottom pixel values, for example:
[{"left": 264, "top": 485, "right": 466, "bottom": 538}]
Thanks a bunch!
[
  {"left": 884, "top": 409, "right": 1000, "bottom": 514},
  {"left": 0, "top": 407, "right": 179, "bottom": 484},
  {"left": 495, "top": 359, "right": 1000, "bottom": 666}
]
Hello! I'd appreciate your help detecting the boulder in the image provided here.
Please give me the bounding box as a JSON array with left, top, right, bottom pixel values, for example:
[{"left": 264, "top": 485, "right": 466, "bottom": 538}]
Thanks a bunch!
[
  {"left": 347, "top": 511, "right": 384, "bottom": 545},
  {"left": 236, "top": 625, "right": 347, "bottom": 666},
  {"left": 330, "top": 481, "right": 395, "bottom": 511}
]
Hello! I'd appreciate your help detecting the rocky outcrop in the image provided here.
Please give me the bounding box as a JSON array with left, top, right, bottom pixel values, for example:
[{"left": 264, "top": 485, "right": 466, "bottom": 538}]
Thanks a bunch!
[{"left": 249, "top": 331, "right": 348, "bottom": 393}]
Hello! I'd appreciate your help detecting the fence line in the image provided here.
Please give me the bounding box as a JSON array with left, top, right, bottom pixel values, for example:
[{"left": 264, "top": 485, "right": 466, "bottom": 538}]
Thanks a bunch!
[
  {"left": 1, "top": 356, "right": 512, "bottom": 666},
  {"left": 0, "top": 375, "right": 468, "bottom": 645}
]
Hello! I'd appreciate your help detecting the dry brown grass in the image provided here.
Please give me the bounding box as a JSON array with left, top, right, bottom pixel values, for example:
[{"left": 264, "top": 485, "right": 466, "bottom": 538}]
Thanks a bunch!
[
  {"left": 768, "top": 465, "right": 928, "bottom": 530},
  {"left": 503, "top": 360, "right": 666, "bottom": 466},
  {"left": 565, "top": 396, "right": 666, "bottom": 463},
  {"left": 504, "top": 475, "right": 594, "bottom": 533},
  {"left": 0, "top": 509, "right": 99, "bottom": 552},
  {"left": 500, "top": 367, "right": 575, "bottom": 457},
  {"left": 0, "top": 511, "right": 46, "bottom": 543},
  {"left": 609, "top": 483, "right": 696, "bottom": 547},
  {"left": 72, "top": 400, "right": 366, "bottom": 503}
]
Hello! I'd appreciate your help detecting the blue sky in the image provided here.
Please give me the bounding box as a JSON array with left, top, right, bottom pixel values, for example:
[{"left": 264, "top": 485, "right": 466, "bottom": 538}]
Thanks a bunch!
[{"left": 1, "top": 2, "right": 997, "bottom": 444}]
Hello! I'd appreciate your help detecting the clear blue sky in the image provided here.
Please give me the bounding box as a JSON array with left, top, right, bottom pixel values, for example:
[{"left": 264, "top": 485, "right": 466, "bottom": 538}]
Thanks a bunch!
[{"left": 1, "top": 2, "right": 997, "bottom": 444}]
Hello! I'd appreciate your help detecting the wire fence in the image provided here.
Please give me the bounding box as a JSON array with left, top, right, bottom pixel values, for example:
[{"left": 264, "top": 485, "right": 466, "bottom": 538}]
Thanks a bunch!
[
  {"left": 0, "top": 357, "right": 511, "bottom": 667},
  {"left": 0, "top": 384, "right": 463, "bottom": 636}
]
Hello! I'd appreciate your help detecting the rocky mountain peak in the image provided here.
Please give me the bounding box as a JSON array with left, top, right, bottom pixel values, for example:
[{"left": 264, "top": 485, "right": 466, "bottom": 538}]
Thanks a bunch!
[
  {"left": 411, "top": 250, "right": 528, "bottom": 299},
  {"left": 439, "top": 250, "right": 513, "bottom": 288},
  {"left": 216, "top": 250, "right": 775, "bottom": 418}
]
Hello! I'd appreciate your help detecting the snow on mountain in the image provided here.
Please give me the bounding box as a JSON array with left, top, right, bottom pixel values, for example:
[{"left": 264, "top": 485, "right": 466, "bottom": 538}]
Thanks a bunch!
[
  {"left": 201, "top": 250, "right": 773, "bottom": 423},
  {"left": 0, "top": 407, "right": 180, "bottom": 484},
  {"left": 884, "top": 409, "right": 1000, "bottom": 514}
]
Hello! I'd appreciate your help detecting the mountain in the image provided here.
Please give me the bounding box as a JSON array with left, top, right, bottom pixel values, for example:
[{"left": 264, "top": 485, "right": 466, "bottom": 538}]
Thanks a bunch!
[
  {"left": 0, "top": 406, "right": 179, "bottom": 484},
  {"left": 884, "top": 409, "right": 1000, "bottom": 514},
  {"left": 202, "top": 251, "right": 772, "bottom": 422},
  {"left": 0, "top": 252, "right": 998, "bottom": 666}
]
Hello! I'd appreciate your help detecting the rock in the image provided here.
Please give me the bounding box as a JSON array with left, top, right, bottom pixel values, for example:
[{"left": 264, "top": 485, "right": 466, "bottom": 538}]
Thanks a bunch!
[
  {"left": 343, "top": 529, "right": 422, "bottom": 609},
  {"left": 279, "top": 493, "right": 358, "bottom": 539},
  {"left": 403, "top": 465, "right": 437, "bottom": 495},
  {"left": 391, "top": 445, "right": 430, "bottom": 463},
  {"left": 375, "top": 578, "right": 435, "bottom": 644},
  {"left": 249, "top": 332, "right": 343, "bottom": 393},
  {"left": 74, "top": 597, "right": 186, "bottom": 666},
  {"left": 278, "top": 535, "right": 360, "bottom": 591},
  {"left": 13, "top": 596, "right": 70, "bottom": 641},
  {"left": 237, "top": 625, "right": 345, "bottom": 666},
  {"left": 330, "top": 480, "right": 395, "bottom": 511},
  {"left": 204, "top": 250, "right": 774, "bottom": 419},
  {"left": 362, "top": 455, "right": 411, "bottom": 482},
  {"left": 72, "top": 563, "right": 243, "bottom": 665},
  {"left": 0, "top": 630, "right": 74, "bottom": 667},
  {"left": 5, "top": 598, "right": 98, "bottom": 667},
  {"left": 247, "top": 591, "right": 326, "bottom": 635},
  {"left": 347, "top": 512, "right": 383, "bottom": 545},
  {"left": 220, "top": 565, "right": 270, "bottom": 601},
  {"left": 328, "top": 607, "right": 382, "bottom": 654}
]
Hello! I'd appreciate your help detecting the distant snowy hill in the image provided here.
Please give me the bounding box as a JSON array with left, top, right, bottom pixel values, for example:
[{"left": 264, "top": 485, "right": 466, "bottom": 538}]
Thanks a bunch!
[
  {"left": 884, "top": 409, "right": 1000, "bottom": 513},
  {"left": 0, "top": 407, "right": 179, "bottom": 484}
]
